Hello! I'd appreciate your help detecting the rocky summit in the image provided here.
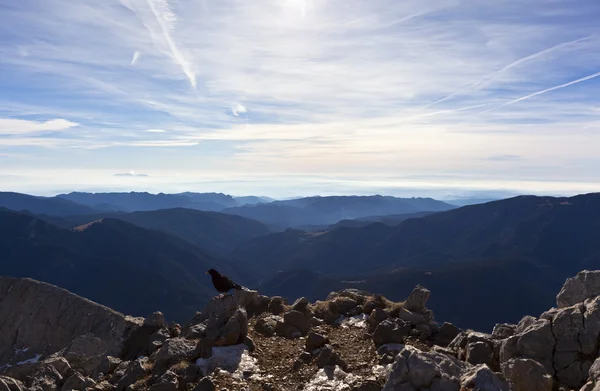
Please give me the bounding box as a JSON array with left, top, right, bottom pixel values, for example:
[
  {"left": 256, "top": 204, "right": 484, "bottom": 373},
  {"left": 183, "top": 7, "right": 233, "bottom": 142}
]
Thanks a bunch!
[{"left": 2, "top": 272, "right": 600, "bottom": 391}]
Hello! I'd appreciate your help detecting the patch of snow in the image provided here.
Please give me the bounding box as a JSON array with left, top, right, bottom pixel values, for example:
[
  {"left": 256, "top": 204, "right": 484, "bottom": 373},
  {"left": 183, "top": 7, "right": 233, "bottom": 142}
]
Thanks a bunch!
[
  {"left": 373, "top": 364, "right": 393, "bottom": 382},
  {"left": 303, "top": 366, "right": 357, "bottom": 391},
  {"left": 15, "top": 354, "right": 41, "bottom": 365},
  {"left": 195, "top": 344, "right": 259, "bottom": 380},
  {"left": 13, "top": 347, "right": 29, "bottom": 354},
  {"left": 336, "top": 313, "right": 369, "bottom": 329}
]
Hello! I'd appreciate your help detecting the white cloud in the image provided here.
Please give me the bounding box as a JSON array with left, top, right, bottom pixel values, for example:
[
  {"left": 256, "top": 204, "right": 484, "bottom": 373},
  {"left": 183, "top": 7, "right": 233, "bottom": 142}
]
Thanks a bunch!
[
  {"left": 114, "top": 171, "right": 149, "bottom": 177},
  {"left": 131, "top": 51, "right": 140, "bottom": 65},
  {"left": 231, "top": 103, "right": 247, "bottom": 117},
  {"left": 0, "top": 118, "right": 79, "bottom": 134},
  {"left": 146, "top": 128, "right": 166, "bottom": 132}
]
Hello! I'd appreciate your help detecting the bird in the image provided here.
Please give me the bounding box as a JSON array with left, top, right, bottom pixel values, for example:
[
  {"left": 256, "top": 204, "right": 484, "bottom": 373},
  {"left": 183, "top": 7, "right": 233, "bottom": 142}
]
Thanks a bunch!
[{"left": 206, "top": 268, "right": 243, "bottom": 294}]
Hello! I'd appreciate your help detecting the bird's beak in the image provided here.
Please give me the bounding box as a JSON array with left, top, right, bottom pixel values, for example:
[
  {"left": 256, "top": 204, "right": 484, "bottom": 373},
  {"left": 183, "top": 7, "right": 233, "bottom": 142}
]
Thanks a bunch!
[{"left": 205, "top": 271, "right": 209, "bottom": 274}]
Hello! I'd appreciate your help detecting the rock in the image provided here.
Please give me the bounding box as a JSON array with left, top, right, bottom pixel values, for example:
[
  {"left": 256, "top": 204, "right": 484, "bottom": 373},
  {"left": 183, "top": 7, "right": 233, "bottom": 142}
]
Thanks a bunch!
[
  {"left": 168, "top": 322, "right": 181, "bottom": 338},
  {"left": 306, "top": 331, "right": 329, "bottom": 352},
  {"left": 316, "top": 345, "right": 347, "bottom": 371},
  {"left": 515, "top": 316, "right": 537, "bottom": 334},
  {"left": 243, "top": 336, "right": 256, "bottom": 352},
  {"left": 61, "top": 371, "right": 95, "bottom": 391},
  {"left": 556, "top": 361, "right": 586, "bottom": 389},
  {"left": 255, "top": 316, "right": 281, "bottom": 337},
  {"left": 502, "top": 358, "right": 553, "bottom": 391},
  {"left": 268, "top": 297, "right": 285, "bottom": 315},
  {"left": 284, "top": 311, "right": 311, "bottom": 335},
  {"left": 395, "top": 308, "right": 427, "bottom": 325},
  {"left": 193, "top": 377, "right": 215, "bottom": 391},
  {"left": 492, "top": 324, "right": 516, "bottom": 340},
  {"left": 352, "top": 379, "right": 382, "bottom": 391},
  {"left": 185, "top": 323, "right": 207, "bottom": 339},
  {"left": 115, "top": 359, "right": 146, "bottom": 391},
  {"left": 434, "top": 322, "right": 461, "bottom": 347},
  {"left": 0, "top": 277, "right": 141, "bottom": 365},
  {"left": 373, "top": 319, "right": 411, "bottom": 347},
  {"left": 148, "top": 370, "right": 178, "bottom": 391},
  {"left": 553, "top": 304, "right": 584, "bottom": 352},
  {"left": 557, "top": 270, "right": 600, "bottom": 308},
  {"left": 383, "top": 346, "right": 467, "bottom": 390},
  {"left": 465, "top": 341, "right": 495, "bottom": 368},
  {"left": 580, "top": 296, "right": 600, "bottom": 356},
  {"left": 461, "top": 365, "right": 509, "bottom": 391},
  {"left": 143, "top": 312, "right": 166, "bottom": 329},
  {"left": 404, "top": 285, "right": 430, "bottom": 312},
  {"left": 275, "top": 320, "right": 301, "bottom": 339},
  {"left": 291, "top": 297, "right": 309, "bottom": 314},
  {"left": 514, "top": 319, "right": 555, "bottom": 362},
  {"left": 214, "top": 307, "right": 247, "bottom": 347},
  {"left": 153, "top": 338, "right": 197, "bottom": 370},
  {"left": 368, "top": 308, "right": 390, "bottom": 332},
  {"left": 329, "top": 296, "right": 359, "bottom": 315},
  {"left": 61, "top": 333, "right": 108, "bottom": 375},
  {"left": 4, "top": 356, "right": 72, "bottom": 384},
  {"left": 0, "top": 376, "right": 25, "bottom": 391},
  {"left": 93, "top": 356, "right": 122, "bottom": 377}
]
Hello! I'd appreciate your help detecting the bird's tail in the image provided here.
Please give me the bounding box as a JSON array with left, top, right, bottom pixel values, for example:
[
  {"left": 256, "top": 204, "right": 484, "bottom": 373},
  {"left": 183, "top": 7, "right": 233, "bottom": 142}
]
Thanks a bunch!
[{"left": 234, "top": 283, "right": 244, "bottom": 290}]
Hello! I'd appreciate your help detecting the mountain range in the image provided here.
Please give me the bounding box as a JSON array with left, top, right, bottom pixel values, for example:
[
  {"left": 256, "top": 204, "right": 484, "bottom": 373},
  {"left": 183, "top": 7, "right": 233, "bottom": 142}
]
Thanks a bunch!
[{"left": 0, "top": 190, "right": 598, "bottom": 331}]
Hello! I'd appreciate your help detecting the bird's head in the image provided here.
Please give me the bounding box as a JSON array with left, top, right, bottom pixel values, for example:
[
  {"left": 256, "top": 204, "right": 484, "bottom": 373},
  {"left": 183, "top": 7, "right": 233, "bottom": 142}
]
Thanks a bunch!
[{"left": 206, "top": 268, "right": 218, "bottom": 276}]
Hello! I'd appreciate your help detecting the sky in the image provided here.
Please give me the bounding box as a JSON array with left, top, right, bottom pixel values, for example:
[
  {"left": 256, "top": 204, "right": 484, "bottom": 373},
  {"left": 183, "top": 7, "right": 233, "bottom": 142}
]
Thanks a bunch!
[{"left": 1, "top": 0, "right": 600, "bottom": 199}]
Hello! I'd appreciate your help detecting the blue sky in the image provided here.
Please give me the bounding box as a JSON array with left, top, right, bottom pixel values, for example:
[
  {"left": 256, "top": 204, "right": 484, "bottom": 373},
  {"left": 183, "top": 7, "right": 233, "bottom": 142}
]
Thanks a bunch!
[{"left": 1, "top": 0, "right": 600, "bottom": 198}]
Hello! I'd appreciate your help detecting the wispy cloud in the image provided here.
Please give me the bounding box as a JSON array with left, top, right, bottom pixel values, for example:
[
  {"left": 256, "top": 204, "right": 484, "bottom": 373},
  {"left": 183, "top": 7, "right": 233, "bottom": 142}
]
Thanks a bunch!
[
  {"left": 0, "top": 118, "right": 79, "bottom": 134},
  {"left": 1, "top": 0, "right": 600, "bottom": 196},
  {"left": 114, "top": 171, "right": 149, "bottom": 177}
]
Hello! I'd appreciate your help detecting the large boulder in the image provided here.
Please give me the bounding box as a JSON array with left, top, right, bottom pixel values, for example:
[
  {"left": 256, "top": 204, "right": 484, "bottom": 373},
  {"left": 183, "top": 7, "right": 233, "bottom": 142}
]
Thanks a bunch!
[
  {"left": 153, "top": 338, "right": 197, "bottom": 370},
  {"left": 0, "top": 277, "right": 142, "bottom": 366},
  {"left": 373, "top": 319, "right": 411, "bottom": 347},
  {"left": 214, "top": 307, "right": 248, "bottom": 347},
  {"left": 502, "top": 358, "right": 553, "bottom": 391},
  {"left": 283, "top": 311, "right": 311, "bottom": 335},
  {"left": 557, "top": 270, "right": 600, "bottom": 308},
  {"left": 404, "top": 285, "right": 430, "bottom": 312}
]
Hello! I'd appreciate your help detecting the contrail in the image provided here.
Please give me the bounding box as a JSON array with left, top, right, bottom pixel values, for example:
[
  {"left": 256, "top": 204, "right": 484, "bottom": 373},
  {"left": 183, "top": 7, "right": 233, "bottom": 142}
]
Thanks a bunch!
[
  {"left": 477, "top": 69, "right": 600, "bottom": 115},
  {"left": 428, "top": 35, "right": 593, "bottom": 107},
  {"left": 499, "top": 70, "right": 600, "bottom": 107},
  {"left": 146, "top": 0, "right": 196, "bottom": 89}
]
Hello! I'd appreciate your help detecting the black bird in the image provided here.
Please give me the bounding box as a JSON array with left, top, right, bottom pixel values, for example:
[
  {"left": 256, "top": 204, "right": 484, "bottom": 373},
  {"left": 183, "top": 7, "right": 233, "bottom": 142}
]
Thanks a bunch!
[{"left": 206, "top": 268, "right": 243, "bottom": 293}]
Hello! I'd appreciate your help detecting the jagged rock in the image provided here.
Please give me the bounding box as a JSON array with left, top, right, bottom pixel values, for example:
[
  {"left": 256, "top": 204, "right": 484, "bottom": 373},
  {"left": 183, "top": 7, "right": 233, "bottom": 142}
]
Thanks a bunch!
[
  {"left": 243, "top": 336, "right": 256, "bottom": 352},
  {"left": 300, "top": 352, "right": 312, "bottom": 363},
  {"left": 115, "top": 359, "right": 146, "bottom": 391},
  {"left": 283, "top": 310, "right": 311, "bottom": 335},
  {"left": 92, "top": 380, "right": 115, "bottom": 390},
  {"left": 291, "top": 297, "right": 309, "bottom": 314},
  {"left": 383, "top": 345, "right": 466, "bottom": 390},
  {"left": 181, "top": 364, "right": 201, "bottom": 383},
  {"left": 60, "top": 333, "right": 108, "bottom": 375},
  {"left": 502, "top": 358, "right": 553, "bottom": 391},
  {"left": 153, "top": 338, "right": 197, "bottom": 370},
  {"left": 580, "top": 296, "right": 600, "bottom": 356},
  {"left": 148, "top": 370, "right": 178, "bottom": 391},
  {"left": 492, "top": 324, "right": 516, "bottom": 340},
  {"left": 255, "top": 315, "right": 281, "bottom": 337},
  {"left": 275, "top": 320, "right": 301, "bottom": 339},
  {"left": 0, "top": 277, "right": 141, "bottom": 365},
  {"left": 515, "top": 316, "right": 537, "bottom": 334},
  {"left": 373, "top": 319, "right": 411, "bottom": 347},
  {"left": 305, "top": 332, "right": 329, "bottom": 352},
  {"left": 214, "top": 307, "right": 248, "bottom": 347},
  {"left": 168, "top": 322, "right": 181, "bottom": 338},
  {"left": 351, "top": 379, "right": 381, "bottom": 391},
  {"left": 396, "top": 308, "right": 427, "bottom": 325},
  {"left": 148, "top": 328, "right": 171, "bottom": 355},
  {"left": 0, "top": 376, "right": 25, "bottom": 391},
  {"left": 556, "top": 360, "right": 586, "bottom": 388},
  {"left": 185, "top": 323, "right": 207, "bottom": 339},
  {"left": 466, "top": 341, "right": 495, "bottom": 369},
  {"left": 93, "top": 356, "right": 122, "bottom": 377},
  {"left": 368, "top": 308, "right": 389, "bottom": 332},
  {"left": 61, "top": 371, "right": 95, "bottom": 391},
  {"left": 557, "top": 270, "right": 600, "bottom": 308},
  {"left": 404, "top": 285, "right": 430, "bottom": 312},
  {"left": 434, "top": 322, "right": 461, "bottom": 347},
  {"left": 330, "top": 296, "right": 359, "bottom": 316},
  {"left": 553, "top": 304, "right": 584, "bottom": 352},
  {"left": 144, "top": 312, "right": 167, "bottom": 330},
  {"left": 4, "top": 357, "right": 72, "bottom": 385},
  {"left": 316, "top": 345, "right": 347, "bottom": 371},
  {"left": 460, "top": 365, "right": 509, "bottom": 391},
  {"left": 500, "top": 318, "right": 554, "bottom": 372},
  {"left": 268, "top": 297, "right": 285, "bottom": 315}
]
